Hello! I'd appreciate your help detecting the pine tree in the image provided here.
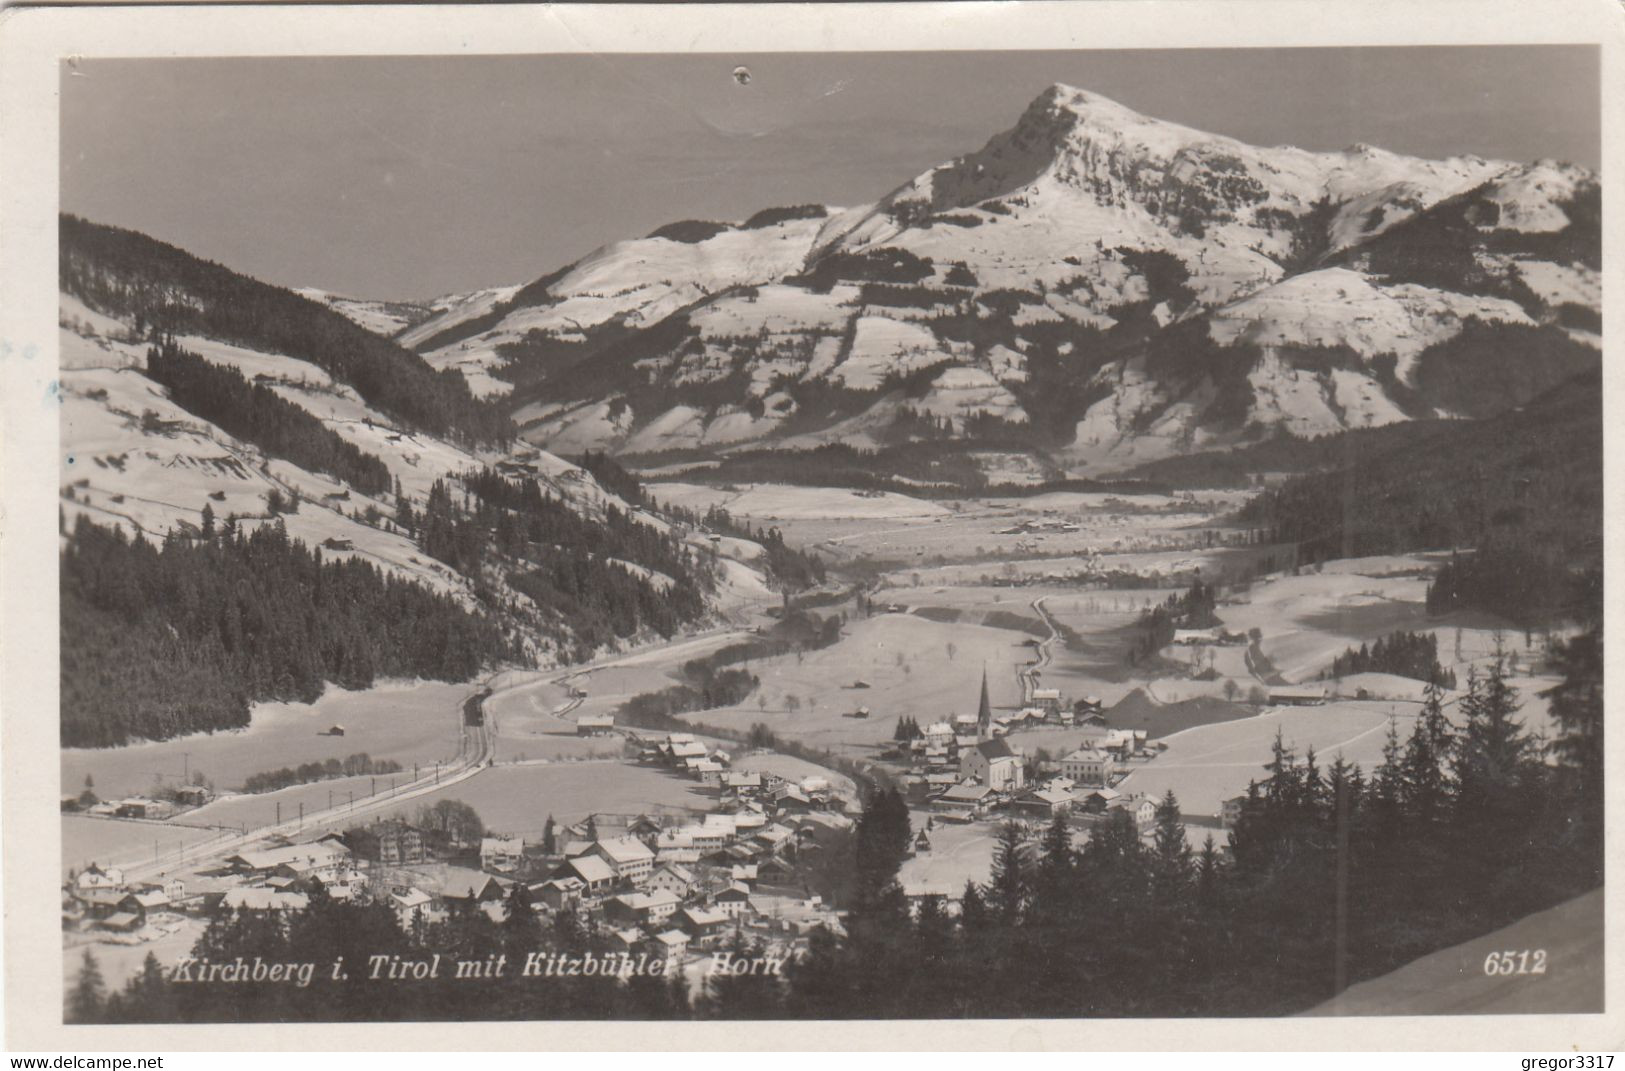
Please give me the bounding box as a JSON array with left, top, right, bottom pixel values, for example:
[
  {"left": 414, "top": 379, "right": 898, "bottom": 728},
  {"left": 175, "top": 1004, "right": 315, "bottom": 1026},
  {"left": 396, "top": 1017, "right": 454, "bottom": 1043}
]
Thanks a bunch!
[
  {"left": 1545, "top": 624, "right": 1603, "bottom": 852},
  {"left": 958, "top": 879, "right": 989, "bottom": 932},
  {"left": 1029, "top": 811, "right": 1076, "bottom": 925},
  {"left": 987, "top": 821, "right": 1028, "bottom": 925},
  {"left": 67, "top": 950, "right": 106, "bottom": 1023},
  {"left": 1149, "top": 790, "right": 1194, "bottom": 904}
]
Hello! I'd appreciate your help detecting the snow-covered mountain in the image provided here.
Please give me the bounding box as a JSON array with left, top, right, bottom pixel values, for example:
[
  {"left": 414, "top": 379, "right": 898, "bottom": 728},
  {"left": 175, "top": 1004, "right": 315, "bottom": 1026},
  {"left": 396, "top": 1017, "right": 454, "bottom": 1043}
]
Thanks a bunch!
[{"left": 411, "top": 83, "right": 1601, "bottom": 472}]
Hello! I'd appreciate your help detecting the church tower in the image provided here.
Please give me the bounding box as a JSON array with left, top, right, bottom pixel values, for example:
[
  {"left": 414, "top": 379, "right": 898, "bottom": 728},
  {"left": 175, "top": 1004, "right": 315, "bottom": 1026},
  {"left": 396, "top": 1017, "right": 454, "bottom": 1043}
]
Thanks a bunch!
[{"left": 976, "top": 665, "right": 992, "bottom": 739}]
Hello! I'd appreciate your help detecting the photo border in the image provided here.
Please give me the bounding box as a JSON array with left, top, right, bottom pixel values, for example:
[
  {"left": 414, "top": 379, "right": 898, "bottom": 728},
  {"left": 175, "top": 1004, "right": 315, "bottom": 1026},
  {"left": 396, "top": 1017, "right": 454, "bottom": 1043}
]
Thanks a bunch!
[{"left": 3, "top": 0, "right": 1622, "bottom": 1051}]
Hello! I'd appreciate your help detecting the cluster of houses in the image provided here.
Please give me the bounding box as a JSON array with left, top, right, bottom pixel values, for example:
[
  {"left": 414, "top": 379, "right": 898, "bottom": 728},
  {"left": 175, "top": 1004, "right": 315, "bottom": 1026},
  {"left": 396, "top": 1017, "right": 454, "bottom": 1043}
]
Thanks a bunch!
[
  {"left": 65, "top": 737, "right": 859, "bottom": 972},
  {"left": 897, "top": 675, "right": 1164, "bottom": 832},
  {"left": 638, "top": 732, "right": 737, "bottom": 784},
  {"left": 62, "top": 785, "right": 214, "bottom": 819},
  {"left": 62, "top": 864, "right": 189, "bottom": 935}
]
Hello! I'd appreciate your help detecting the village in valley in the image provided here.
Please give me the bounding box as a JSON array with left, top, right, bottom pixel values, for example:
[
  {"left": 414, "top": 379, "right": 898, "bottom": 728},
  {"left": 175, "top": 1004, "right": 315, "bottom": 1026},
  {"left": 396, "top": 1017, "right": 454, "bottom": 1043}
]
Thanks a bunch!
[{"left": 62, "top": 477, "right": 1566, "bottom": 995}]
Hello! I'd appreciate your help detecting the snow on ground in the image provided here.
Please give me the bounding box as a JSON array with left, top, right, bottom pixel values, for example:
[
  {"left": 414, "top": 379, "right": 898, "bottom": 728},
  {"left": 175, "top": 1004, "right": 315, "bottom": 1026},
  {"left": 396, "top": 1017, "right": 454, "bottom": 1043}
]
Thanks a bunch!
[
  {"left": 1217, "top": 568, "right": 1433, "bottom": 683},
  {"left": 693, "top": 613, "right": 1028, "bottom": 754},
  {"left": 649, "top": 482, "right": 950, "bottom": 521},
  {"left": 62, "top": 818, "right": 225, "bottom": 878},
  {"left": 293, "top": 288, "right": 430, "bottom": 338},
  {"left": 730, "top": 752, "right": 857, "bottom": 800},
  {"left": 391, "top": 763, "right": 715, "bottom": 838},
  {"left": 61, "top": 679, "right": 475, "bottom": 801},
  {"left": 516, "top": 398, "right": 636, "bottom": 455},
  {"left": 899, "top": 814, "right": 998, "bottom": 898},
  {"left": 1480, "top": 160, "right": 1591, "bottom": 233},
  {"left": 396, "top": 284, "right": 523, "bottom": 350},
  {"left": 1208, "top": 268, "right": 1532, "bottom": 383},
  {"left": 912, "top": 367, "right": 1029, "bottom": 424},
  {"left": 690, "top": 284, "right": 854, "bottom": 339},
  {"left": 830, "top": 315, "right": 960, "bottom": 391},
  {"left": 1118, "top": 701, "right": 1405, "bottom": 816},
  {"left": 1513, "top": 259, "right": 1601, "bottom": 311}
]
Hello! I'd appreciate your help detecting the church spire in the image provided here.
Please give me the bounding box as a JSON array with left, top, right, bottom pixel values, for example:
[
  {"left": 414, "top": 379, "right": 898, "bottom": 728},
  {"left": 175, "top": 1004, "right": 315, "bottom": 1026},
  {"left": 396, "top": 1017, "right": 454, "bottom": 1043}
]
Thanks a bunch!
[{"left": 977, "top": 665, "right": 992, "bottom": 737}]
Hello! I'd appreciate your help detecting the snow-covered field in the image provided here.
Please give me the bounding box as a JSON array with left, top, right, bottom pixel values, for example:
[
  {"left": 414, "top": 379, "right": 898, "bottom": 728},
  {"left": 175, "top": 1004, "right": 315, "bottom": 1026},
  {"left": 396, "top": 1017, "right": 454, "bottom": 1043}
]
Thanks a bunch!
[
  {"left": 387, "top": 762, "right": 715, "bottom": 839},
  {"left": 692, "top": 613, "right": 1030, "bottom": 754},
  {"left": 62, "top": 816, "right": 226, "bottom": 877},
  {"left": 1118, "top": 702, "right": 1405, "bottom": 817},
  {"left": 61, "top": 680, "right": 475, "bottom": 800},
  {"left": 649, "top": 481, "right": 950, "bottom": 522}
]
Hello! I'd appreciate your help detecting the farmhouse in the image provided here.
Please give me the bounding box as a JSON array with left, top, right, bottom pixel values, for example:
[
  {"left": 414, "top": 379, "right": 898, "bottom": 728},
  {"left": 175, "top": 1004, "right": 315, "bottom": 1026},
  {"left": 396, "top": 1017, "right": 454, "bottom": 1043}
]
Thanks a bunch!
[
  {"left": 115, "top": 798, "right": 175, "bottom": 820},
  {"left": 1101, "top": 729, "right": 1149, "bottom": 758},
  {"left": 1269, "top": 686, "right": 1325, "bottom": 706},
  {"left": 387, "top": 887, "right": 438, "bottom": 930},
  {"left": 648, "top": 929, "right": 691, "bottom": 964},
  {"left": 678, "top": 907, "right": 731, "bottom": 948},
  {"left": 225, "top": 841, "right": 351, "bottom": 883},
  {"left": 933, "top": 782, "right": 994, "bottom": 817},
  {"left": 1221, "top": 795, "right": 1249, "bottom": 828},
  {"left": 647, "top": 863, "right": 694, "bottom": 898},
  {"left": 714, "top": 883, "right": 755, "bottom": 919},
  {"left": 480, "top": 835, "right": 525, "bottom": 874},
  {"left": 590, "top": 836, "right": 656, "bottom": 886},
  {"left": 576, "top": 714, "right": 615, "bottom": 736},
  {"left": 605, "top": 888, "right": 681, "bottom": 927},
  {"left": 73, "top": 864, "right": 125, "bottom": 892},
  {"left": 1011, "top": 785, "right": 1075, "bottom": 818},
  {"left": 562, "top": 855, "right": 616, "bottom": 898},
  {"left": 534, "top": 875, "right": 586, "bottom": 910},
  {"left": 1173, "top": 628, "right": 1221, "bottom": 645},
  {"left": 1031, "top": 688, "right": 1062, "bottom": 715},
  {"left": 723, "top": 771, "right": 763, "bottom": 795}
]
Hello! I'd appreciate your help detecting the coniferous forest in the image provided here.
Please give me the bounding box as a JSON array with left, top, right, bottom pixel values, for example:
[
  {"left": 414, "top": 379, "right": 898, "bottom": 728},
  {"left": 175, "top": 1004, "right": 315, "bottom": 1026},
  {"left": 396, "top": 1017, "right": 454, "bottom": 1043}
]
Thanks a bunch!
[
  {"left": 1238, "top": 369, "right": 1600, "bottom": 626},
  {"left": 60, "top": 516, "right": 513, "bottom": 747},
  {"left": 67, "top": 602, "right": 1601, "bottom": 1020}
]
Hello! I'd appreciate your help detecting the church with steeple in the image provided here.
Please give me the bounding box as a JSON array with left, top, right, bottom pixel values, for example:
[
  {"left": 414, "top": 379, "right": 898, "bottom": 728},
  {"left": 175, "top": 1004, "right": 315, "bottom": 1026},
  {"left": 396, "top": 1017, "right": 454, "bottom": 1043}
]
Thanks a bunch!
[{"left": 975, "top": 665, "right": 993, "bottom": 740}]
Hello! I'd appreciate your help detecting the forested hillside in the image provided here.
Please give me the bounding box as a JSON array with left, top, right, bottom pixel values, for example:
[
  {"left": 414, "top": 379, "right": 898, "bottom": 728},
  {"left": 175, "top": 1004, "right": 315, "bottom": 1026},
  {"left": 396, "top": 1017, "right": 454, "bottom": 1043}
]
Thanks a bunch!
[
  {"left": 59, "top": 215, "right": 511, "bottom": 445},
  {"left": 61, "top": 516, "right": 514, "bottom": 748},
  {"left": 1237, "top": 369, "right": 1601, "bottom": 625}
]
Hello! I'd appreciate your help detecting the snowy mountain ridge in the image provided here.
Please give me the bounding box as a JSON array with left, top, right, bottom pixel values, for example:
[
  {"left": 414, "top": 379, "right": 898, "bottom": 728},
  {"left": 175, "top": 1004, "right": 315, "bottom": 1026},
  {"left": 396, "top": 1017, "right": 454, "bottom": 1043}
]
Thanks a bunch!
[{"left": 407, "top": 83, "right": 1602, "bottom": 474}]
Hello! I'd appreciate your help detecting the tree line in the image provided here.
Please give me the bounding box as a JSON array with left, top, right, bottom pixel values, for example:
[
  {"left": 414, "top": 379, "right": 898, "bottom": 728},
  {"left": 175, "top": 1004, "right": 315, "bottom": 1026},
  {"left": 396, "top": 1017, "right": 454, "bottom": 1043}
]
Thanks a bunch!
[
  {"left": 1326, "top": 629, "right": 1456, "bottom": 688},
  {"left": 242, "top": 754, "right": 406, "bottom": 796}
]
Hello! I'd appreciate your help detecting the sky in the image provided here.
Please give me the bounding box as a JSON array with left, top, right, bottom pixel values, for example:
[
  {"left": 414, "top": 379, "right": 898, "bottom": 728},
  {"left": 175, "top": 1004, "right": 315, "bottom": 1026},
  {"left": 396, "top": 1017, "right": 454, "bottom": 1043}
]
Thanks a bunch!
[{"left": 60, "top": 47, "right": 1600, "bottom": 301}]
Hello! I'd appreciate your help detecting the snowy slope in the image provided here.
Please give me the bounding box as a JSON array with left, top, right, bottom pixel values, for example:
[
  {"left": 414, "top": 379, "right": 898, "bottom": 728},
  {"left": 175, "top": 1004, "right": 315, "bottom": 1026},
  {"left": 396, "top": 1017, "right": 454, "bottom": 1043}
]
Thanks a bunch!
[
  {"left": 294, "top": 288, "right": 435, "bottom": 339},
  {"left": 57, "top": 300, "right": 723, "bottom": 612}
]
